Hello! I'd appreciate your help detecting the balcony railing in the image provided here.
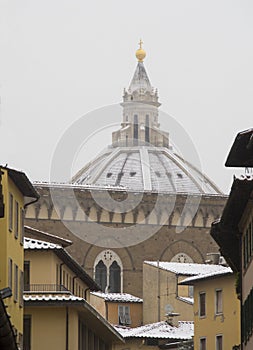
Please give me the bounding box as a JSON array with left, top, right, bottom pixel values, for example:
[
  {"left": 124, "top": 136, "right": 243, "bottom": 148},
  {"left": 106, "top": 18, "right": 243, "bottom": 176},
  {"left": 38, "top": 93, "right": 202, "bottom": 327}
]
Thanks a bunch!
[{"left": 24, "top": 284, "right": 69, "bottom": 293}]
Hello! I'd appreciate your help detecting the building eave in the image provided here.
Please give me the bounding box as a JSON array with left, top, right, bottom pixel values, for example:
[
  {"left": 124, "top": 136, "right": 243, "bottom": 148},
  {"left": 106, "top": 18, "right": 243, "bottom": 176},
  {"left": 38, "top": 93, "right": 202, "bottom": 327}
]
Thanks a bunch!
[
  {"left": 1, "top": 166, "right": 39, "bottom": 201},
  {"left": 210, "top": 177, "right": 253, "bottom": 272}
]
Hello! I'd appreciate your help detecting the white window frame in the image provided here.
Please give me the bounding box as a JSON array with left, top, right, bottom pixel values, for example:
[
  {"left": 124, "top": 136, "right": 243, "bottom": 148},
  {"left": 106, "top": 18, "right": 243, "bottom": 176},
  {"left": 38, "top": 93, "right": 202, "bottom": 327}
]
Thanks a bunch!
[
  {"left": 9, "top": 193, "right": 13, "bottom": 231},
  {"left": 15, "top": 200, "right": 19, "bottom": 239},
  {"left": 118, "top": 305, "right": 131, "bottom": 325},
  {"left": 14, "top": 264, "right": 18, "bottom": 302},
  {"left": 215, "top": 289, "right": 223, "bottom": 315},
  {"left": 216, "top": 334, "right": 223, "bottom": 350},
  {"left": 200, "top": 337, "right": 206, "bottom": 350},
  {"left": 8, "top": 258, "right": 13, "bottom": 290}
]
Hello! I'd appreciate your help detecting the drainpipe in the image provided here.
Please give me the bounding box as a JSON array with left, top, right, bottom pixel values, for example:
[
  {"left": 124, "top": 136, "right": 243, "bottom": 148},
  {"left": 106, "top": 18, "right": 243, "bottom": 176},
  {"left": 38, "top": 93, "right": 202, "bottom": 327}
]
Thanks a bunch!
[
  {"left": 157, "top": 260, "right": 160, "bottom": 322},
  {"left": 66, "top": 307, "right": 69, "bottom": 350}
]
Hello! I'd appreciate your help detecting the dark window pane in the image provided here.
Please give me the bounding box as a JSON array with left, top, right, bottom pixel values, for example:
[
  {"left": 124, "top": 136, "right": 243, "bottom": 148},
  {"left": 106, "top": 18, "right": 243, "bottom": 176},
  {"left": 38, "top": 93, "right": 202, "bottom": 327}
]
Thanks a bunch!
[
  {"left": 95, "top": 260, "right": 107, "bottom": 292},
  {"left": 109, "top": 261, "right": 121, "bottom": 293}
]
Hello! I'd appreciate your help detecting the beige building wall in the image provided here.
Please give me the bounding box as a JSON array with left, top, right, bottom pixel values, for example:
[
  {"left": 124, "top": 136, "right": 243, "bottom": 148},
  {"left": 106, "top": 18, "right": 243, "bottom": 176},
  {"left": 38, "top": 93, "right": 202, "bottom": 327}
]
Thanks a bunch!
[
  {"left": 25, "top": 307, "right": 67, "bottom": 350},
  {"left": 90, "top": 294, "right": 143, "bottom": 328},
  {"left": 193, "top": 274, "right": 240, "bottom": 350},
  {"left": 143, "top": 263, "right": 193, "bottom": 324}
]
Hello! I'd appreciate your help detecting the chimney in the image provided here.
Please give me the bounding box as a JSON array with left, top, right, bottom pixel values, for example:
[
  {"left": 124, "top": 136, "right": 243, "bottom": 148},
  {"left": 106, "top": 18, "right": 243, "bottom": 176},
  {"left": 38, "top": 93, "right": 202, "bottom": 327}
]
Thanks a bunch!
[{"left": 206, "top": 252, "right": 220, "bottom": 265}]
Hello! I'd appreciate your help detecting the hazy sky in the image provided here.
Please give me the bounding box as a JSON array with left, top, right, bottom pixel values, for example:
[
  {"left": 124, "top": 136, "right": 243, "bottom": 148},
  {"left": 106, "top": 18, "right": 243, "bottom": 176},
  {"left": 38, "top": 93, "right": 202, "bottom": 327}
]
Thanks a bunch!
[{"left": 0, "top": 0, "right": 252, "bottom": 194}]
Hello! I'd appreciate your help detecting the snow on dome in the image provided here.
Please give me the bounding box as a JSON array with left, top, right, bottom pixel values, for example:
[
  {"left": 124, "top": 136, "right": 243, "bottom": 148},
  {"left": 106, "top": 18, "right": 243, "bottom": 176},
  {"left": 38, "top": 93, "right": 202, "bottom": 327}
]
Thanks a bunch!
[{"left": 72, "top": 146, "right": 222, "bottom": 195}]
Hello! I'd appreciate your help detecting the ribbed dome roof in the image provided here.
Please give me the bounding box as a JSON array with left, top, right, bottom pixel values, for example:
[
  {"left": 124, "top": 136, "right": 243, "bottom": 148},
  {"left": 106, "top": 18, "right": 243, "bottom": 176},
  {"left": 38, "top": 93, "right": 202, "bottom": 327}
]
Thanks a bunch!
[
  {"left": 72, "top": 146, "right": 222, "bottom": 195},
  {"left": 72, "top": 45, "right": 222, "bottom": 196}
]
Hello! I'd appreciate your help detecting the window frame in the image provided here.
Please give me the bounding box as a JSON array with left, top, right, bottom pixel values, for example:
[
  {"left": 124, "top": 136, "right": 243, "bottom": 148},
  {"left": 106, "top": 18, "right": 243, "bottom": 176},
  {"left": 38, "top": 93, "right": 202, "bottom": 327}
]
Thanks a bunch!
[
  {"left": 9, "top": 193, "right": 13, "bottom": 232},
  {"left": 215, "top": 289, "right": 223, "bottom": 315},
  {"left": 15, "top": 200, "right": 19, "bottom": 239},
  {"left": 118, "top": 305, "right": 131, "bottom": 325},
  {"left": 20, "top": 208, "right": 24, "bottom": 245},
  {"left": 216, "top": 334, "right": 223, "bottom": 350},
  {"left": 19, "top": 270, "right": 24, "bottom": 308},
  {"left": 199, "top": 292, "right": 206, "bottom": 318},
  {"left": 200, "top": 337, "right": 206, "bottom": 350},
  {"left": 8, "top": 257, "right": 13, "bottom": 290},
  {"left": 14, "top": 264, "right": 18, "bottom": 303}
]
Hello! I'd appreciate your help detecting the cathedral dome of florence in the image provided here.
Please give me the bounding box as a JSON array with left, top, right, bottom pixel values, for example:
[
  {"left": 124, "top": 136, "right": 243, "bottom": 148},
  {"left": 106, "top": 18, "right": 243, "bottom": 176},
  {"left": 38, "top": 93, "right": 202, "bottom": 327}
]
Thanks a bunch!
[{"left": 72, "top": 42, "right": 222, "bottom": 196}]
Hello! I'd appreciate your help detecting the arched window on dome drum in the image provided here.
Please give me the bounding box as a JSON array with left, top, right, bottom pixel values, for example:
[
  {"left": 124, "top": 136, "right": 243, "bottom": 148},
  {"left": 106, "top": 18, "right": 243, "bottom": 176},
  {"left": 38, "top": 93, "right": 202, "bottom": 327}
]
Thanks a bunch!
[
  {"left": 134, "top": 114, "right": 138, "bottom": 145},
  {"left": 145, "top": 115, "right": 150, "bottom": 143},
  {"left": 109, "top": 261, "right": 121, "bottom": 293},
  {"left": 95, "top": 260, "right": 107, "bottom": 291}
]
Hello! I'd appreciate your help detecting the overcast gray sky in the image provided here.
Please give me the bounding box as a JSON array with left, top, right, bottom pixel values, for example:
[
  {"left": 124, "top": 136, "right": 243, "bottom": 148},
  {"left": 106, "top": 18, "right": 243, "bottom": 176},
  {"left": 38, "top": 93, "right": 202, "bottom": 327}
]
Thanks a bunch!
[{"left": 0, "top": 0, "right": 252, "bottom": 194}]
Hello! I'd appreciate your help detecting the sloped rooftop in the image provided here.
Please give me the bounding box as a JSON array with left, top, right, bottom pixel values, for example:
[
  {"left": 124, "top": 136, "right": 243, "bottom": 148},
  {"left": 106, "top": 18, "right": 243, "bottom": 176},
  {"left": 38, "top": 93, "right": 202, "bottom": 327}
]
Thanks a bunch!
[
  {"left": 144, "top": 261, "right": 230, "bottom": 276},
  {"left": 115, "top": 321, "right": 194, "bottom": 340}
]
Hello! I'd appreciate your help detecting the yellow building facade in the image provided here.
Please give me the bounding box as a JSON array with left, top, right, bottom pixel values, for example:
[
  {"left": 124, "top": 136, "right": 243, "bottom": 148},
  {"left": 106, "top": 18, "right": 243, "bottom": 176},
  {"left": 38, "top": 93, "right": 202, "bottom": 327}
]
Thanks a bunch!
[
  {"left": 0, "top": 166, "right": 38, "bottom": 349},
  {"left": 90, "top": 291, "right": 143, "bottom": 328},
  {"left": 23, "top": 236, "right": 124, "bottom": 350},
  {"left": 181, "top": 270, "right": 240, "bottom": 350}
]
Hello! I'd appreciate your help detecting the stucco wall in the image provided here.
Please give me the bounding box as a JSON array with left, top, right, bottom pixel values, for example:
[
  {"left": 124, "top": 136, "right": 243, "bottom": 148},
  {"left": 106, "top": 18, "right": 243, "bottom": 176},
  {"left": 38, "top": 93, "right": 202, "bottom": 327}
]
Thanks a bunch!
[{"left": 143, "top": 263, "right": 193, "bottom": 324}]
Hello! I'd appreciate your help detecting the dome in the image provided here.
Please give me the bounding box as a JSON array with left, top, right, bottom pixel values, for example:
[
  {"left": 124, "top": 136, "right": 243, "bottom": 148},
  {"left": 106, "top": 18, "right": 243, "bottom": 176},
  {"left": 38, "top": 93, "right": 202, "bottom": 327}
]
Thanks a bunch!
[
  {"left": 71, "top": 43, "right": 222, "bottom": 196},
  {"left": 72, "top": 145, "right": 221, "bottom": 195}
]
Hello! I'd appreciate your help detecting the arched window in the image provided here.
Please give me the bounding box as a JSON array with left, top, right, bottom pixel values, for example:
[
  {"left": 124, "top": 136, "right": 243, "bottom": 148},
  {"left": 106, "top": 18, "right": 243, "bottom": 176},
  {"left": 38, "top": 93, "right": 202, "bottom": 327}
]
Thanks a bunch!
[
  {"left": 95, "top": 260, "right": 107, "bottom": 291},
  {"left": 94, "top": 250, "right": 123, "bottom": 292}
]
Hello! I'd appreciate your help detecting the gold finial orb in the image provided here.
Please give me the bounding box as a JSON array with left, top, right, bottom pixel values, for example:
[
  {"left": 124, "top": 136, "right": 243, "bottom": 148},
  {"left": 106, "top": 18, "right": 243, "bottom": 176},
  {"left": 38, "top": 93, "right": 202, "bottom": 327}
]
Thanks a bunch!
[{"left": 135, "top": 39, "right": 146, "bottom": 62}]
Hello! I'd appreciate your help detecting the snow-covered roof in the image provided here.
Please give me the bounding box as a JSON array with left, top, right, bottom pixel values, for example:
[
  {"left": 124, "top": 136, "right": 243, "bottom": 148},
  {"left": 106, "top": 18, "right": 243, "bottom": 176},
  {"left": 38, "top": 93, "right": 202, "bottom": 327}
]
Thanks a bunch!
[
  {"left": 115, "top": 321, "right": 193, "bottom": 340},
  {"left": 177, "top": 296, "right": 194, "bottom": 305},
  {"left": 24, "top": 294, "right": 83, "bottom": 302},
  {"left": 180, "top": 267, "right": 232, "bottom": 284},
  {"left": 24, "top": 237, "right": 100, "bottom": 291},
  {"left": 144, "top": 261, "right": 230, "bottom": 276},
  {"left": 25, "top": 225, "right": 72, "bottom": 247},
  {"left": 91, "top": 292, "right": 143, "bottom": 303},
  {"left": 24, "top": 237, "right": 62, "bottom": 250}
]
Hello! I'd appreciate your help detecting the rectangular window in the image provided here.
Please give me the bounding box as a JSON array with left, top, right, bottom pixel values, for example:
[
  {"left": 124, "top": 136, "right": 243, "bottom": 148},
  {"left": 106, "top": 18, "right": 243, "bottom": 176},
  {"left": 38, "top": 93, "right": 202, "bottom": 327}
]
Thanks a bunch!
[
  {"left": 24, "top": 315, "right": 31, "bottom": 350},
  {"left": 215, "top": 289, "right": 222, "bottom": 314},
  {"left": 14, "top": 264, "right": 18, "bottom": 302},
  {"left": 15, "top": 201, "right": 19, "bottom": 239},
  {"left": 188, "top": 285, "right": 194, "bottom": 298},
  {"left": 216, "top": 335, "right": 223, "bottom": 350},
  {"left": 20, "top": 270, "right": 24, "bottom": 307},
  {"left": 20, "top": 208, "right": 24, "bottom": 245},
  {"left": 199, "top": 292, "right": 206, "bottom": 317},
  {"left": 24, "top": 261, "right": 30, "bottom": 291},
  {"left": 9, "top": 193, "right": 13, "bottom": 231},
  {"left": 200, "top": 338, "right": 206, "bottom": 350},
  {"left": 118, "top": 305, "right": 131, "bottom": 325},
  {"left": 8, "top": 258, "right": 13, "bottom": 290}
]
